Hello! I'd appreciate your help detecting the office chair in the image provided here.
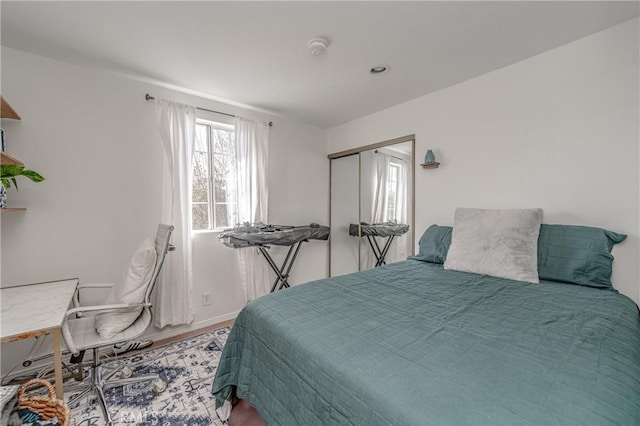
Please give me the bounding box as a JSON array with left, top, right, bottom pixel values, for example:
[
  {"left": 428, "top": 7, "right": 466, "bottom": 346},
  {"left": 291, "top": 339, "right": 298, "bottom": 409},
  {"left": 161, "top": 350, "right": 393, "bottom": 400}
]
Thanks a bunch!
[{"left": 61, "top": 224, "right": 174, "bottom": 425}]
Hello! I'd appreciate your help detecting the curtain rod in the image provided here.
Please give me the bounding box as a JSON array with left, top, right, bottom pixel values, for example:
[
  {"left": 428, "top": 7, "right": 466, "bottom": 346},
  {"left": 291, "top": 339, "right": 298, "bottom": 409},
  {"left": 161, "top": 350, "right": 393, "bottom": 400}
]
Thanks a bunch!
[
  {"left": 374, "top": 149, "right": 402, "bottom": 161},
  {"left": 145, "top": 94, "right": 272, "bottom": 127}
]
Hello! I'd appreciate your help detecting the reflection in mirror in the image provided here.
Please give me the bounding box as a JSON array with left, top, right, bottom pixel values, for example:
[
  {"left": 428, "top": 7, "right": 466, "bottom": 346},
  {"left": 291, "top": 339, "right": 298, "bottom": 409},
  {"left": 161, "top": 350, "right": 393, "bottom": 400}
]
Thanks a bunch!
[
  {"left": 359, "top": 142, "right": 413, "bottom": 270},
  {"left": 329, "top": 137, "right": 414, "bottom": 277}
]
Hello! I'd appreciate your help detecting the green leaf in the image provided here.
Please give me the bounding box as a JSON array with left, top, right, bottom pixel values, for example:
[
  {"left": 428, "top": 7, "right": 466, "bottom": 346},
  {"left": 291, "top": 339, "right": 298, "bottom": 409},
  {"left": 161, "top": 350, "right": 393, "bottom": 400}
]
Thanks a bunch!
[
  {"left": 22, "top": 170, "right": 45, "bottom": 182},
  {"left": 0, "top": 164, "right": 44, "bottom": 191},
  {"left": 0, "top": 164, "right": 25, "bottom": 178}
]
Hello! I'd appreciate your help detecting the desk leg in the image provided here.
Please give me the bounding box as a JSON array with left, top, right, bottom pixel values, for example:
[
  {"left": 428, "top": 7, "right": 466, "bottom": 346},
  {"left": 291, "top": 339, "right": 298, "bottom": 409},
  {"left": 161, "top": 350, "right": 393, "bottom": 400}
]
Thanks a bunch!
[{"left": 51, "top": 329, "right": 64, "bottom": 399}]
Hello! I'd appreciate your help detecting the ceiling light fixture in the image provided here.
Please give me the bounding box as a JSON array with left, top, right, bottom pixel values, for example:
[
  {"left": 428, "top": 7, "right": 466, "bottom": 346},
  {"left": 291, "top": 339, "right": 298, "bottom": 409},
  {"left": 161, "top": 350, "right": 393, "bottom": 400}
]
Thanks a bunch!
[
  {"left": 307, "top": 37, "right": 329, "bottom": 56},
  {"left": 370, "top": 65, "right": 389, "bottom": 75}
]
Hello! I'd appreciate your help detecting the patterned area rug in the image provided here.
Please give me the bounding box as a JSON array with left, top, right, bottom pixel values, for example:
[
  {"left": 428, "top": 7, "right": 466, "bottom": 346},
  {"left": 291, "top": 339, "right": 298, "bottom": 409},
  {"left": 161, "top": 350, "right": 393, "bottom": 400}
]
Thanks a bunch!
[{"left": 67, "top": 327, "right": 230, "bottom": 426}]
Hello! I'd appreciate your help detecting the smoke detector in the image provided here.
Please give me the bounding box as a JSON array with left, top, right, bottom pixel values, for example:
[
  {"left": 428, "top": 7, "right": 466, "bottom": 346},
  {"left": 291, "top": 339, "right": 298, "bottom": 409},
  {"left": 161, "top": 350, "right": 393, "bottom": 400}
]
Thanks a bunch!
[{"left": 307, "top": 37, "right": 329, "bottom": 56}]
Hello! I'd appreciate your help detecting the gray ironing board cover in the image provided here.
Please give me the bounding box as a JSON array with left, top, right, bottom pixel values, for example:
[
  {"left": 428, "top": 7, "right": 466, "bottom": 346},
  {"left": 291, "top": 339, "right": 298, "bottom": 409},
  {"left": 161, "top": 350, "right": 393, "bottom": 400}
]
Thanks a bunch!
[
  {"left": 219, "top": 223, "right": 330, "bottom": 248},
  {"left": 349, "top": 222, "right": 410, "bottom": 237}
]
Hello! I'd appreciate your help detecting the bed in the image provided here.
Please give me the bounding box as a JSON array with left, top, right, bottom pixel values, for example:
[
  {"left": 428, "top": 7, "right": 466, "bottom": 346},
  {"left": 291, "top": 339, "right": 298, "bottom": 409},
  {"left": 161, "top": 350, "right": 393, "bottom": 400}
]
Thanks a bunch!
[{"left": 212, "top": 220, "right": 640, "bottom": 425}]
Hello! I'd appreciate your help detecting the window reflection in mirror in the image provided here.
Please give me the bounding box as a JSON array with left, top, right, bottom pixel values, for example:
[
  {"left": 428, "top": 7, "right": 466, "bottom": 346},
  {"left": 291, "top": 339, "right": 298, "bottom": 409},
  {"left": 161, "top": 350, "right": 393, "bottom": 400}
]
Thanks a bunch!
[{"left": 359, "top": 142, "right": 413, "bottom": 271}]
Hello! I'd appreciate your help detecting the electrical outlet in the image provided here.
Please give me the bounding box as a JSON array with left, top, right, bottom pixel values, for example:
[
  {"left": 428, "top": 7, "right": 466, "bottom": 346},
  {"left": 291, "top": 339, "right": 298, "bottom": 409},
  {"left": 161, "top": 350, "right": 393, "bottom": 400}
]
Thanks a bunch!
[{"left": 202, "top": 292, "right": 212, "bottom": 306}]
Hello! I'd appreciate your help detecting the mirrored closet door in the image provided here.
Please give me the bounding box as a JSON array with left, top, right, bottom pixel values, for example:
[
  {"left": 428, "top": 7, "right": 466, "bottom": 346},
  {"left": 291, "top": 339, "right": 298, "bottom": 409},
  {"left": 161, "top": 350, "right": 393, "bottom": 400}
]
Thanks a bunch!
[{"left": 329, "top": 135, "right": 415, "bottom": 277}]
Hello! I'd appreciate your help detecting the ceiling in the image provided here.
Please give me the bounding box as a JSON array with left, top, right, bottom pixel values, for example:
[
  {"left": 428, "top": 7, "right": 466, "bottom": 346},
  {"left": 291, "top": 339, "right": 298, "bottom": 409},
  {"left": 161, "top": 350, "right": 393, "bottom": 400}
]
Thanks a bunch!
[{"left": 1, "top": 1, "right": 638, "bottom": 128}]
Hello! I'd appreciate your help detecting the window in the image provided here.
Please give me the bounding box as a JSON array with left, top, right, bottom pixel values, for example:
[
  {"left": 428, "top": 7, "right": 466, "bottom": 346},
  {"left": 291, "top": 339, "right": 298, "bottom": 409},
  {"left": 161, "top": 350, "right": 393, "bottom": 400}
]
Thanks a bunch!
[
  {"left": 385, "top": 162, "right": 401, "bottom": 222},
  {"left": 192, "top": 121, "right": 238, "bottom": 231}
]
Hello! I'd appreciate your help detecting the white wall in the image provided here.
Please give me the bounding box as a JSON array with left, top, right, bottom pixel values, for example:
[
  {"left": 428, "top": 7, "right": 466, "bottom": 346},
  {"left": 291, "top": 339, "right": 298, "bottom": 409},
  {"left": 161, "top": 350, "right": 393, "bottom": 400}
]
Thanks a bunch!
[
  {"left": 328, "top": 19, "right": 640, "bottom": 304},
  {"left": 0, "top": 47, "right": 328, "bottom": 375}
]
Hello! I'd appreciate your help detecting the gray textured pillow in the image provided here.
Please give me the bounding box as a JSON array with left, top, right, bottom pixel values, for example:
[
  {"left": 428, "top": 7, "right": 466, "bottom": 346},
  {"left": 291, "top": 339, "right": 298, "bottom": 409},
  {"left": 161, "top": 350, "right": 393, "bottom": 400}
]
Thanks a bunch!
[{"left": 444, "top": 208, "right": 543, "bottom": 283}]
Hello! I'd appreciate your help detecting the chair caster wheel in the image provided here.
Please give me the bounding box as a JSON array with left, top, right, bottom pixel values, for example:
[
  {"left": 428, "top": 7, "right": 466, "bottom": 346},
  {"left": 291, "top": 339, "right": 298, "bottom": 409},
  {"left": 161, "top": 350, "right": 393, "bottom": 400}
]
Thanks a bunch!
[
  {"left": 116, "top": 366, "right": 134, "bottom": 379},
  {"left": 152, "top": 379, "right": 167, "bottom": 394}
]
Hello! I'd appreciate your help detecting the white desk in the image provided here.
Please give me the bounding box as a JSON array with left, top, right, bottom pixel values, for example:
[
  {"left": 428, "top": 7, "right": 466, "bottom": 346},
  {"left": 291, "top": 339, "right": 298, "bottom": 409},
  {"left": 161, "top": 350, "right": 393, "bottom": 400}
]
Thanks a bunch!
[{"left": 1, "top": 278, "right": 79, "bottom": 399}]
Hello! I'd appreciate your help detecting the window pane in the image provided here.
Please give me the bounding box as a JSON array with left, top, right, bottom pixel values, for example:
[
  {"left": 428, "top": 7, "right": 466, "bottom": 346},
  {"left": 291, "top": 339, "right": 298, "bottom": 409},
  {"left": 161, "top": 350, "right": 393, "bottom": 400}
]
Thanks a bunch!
[
  {"left": 213, "top": 128, "right": 235, "bottom": 156},
  {"left": 386, "top": 163, "right": 399, "bottom": 222},
  {"left": 213, "top": 153, "right": 237, "bottom": 198},
  {"left": 387, "top": 189, "right": 397, "bottom": 221},
  {"left": 214, "top": 203, "right": 238, "bottom": 229},
  {"left": 226, "top": 202, "right": 238, "bottom": 226},
  {"left": 213, "top": 153, "right": 235, "bottom": 182},
  {"left": 192, "top": 203, "right": 210, "bottom": 230},
  {"left": 192, "top": 151, "right": 210, "bottom": 203},
  {"left": 192, "top": 122, "right": 238, "bottom": 231},
  {"left": 389, "top": 164, "right": 398, "bottom": 182},
  {"left": 192, "top": 123, "right": 210, "bottom": 230},
  {"left": 195, "top": 124, "right": 208, "bottom": 152}
]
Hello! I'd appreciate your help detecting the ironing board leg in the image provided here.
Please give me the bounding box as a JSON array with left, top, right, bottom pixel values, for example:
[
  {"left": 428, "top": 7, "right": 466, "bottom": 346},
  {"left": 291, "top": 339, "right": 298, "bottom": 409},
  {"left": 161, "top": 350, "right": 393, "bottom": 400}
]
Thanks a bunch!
[
  {"left": 377, "top": 235, "right": 396, "bottom": 266},
  {"left": 278, "top": 241, "right": 304, "bottom": 290},
  {"left": 259, "top": 247, "right": 289, "bottom": 292},
  {"left": 366, "top": 236, "right": 381, "bottom": 266},
  {"left": 371, "top": 236, "right": 385, "bottom": 266},
  {"left": 366, "top": 235, "right": 396, "bottom": 267},
  {"left": 260, "top": 242, "right": 306, "bottom": 293},
  {"left": 267, "top": 245, "right": 295, "bottom": 292}
]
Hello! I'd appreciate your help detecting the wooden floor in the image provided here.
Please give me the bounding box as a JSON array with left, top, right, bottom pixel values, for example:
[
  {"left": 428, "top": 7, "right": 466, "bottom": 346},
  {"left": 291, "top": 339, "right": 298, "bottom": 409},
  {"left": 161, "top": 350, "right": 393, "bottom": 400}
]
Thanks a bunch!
[
  {"left": 109, "top": 319, "right": 236, "bottom": 359},
  {"left": 229, "top": 399, "right": 266, "bottom": 426},
  {"left": 148, "top": 319, "right": 235, "bottom": 350}
]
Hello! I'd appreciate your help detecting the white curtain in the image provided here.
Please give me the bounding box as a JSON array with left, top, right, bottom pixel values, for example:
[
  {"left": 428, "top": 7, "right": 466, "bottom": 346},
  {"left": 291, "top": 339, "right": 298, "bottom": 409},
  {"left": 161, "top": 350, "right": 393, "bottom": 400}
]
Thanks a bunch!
[
  {"left": 153, "top": 99, "right": 196, "bottom": 328},
  {"left": 362, "top": 152, "right": 390, "bottom": 269},
  {"left": 235, "top": 116, "right": 270, "bottom": 301},
  {"left": 393, "top": 158, "right": 409, "bottom": 261},
  {"left": 372, "top": 152, "right": 391, "bottom": 224}
]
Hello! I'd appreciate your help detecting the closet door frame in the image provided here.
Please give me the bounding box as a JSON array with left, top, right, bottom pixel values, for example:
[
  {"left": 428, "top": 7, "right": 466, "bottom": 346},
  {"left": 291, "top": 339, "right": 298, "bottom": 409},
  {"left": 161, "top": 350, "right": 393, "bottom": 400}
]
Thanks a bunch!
[{"left": 328, "top": 134, "right": 416, "bottom": 277}]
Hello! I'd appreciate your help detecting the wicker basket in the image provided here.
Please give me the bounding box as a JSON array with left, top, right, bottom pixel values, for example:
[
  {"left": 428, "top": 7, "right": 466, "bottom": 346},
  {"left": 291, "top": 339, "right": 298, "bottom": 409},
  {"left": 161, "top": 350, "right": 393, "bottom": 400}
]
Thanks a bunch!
[{"left": 17, "top": 378, "right": 70, "bottom": 426}]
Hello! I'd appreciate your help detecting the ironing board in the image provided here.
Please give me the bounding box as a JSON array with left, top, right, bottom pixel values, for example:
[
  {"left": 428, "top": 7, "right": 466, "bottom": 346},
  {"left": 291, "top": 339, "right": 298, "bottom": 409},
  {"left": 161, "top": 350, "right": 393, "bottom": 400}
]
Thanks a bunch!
[
  {"left": 349, "top": 222, "right": 409, "bottom": 267},
  {"left": 219, "top": 223, "right": 330, "bottom": 292}
]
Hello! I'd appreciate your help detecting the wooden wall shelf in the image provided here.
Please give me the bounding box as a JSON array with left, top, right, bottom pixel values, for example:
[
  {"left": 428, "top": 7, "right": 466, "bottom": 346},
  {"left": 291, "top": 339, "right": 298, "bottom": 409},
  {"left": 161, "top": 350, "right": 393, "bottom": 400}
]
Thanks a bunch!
[
  {"left": 0, "top": 96, "right": 26, "bottom": 211},
  {"left": 1, "top": 151, "right": 24, "bottom": 166},
  {"left": 421, "top": 162, "right": 440, "bottom": 169},
  {"left": 1, "top": 96, "right": 21, "bottom": 120}
]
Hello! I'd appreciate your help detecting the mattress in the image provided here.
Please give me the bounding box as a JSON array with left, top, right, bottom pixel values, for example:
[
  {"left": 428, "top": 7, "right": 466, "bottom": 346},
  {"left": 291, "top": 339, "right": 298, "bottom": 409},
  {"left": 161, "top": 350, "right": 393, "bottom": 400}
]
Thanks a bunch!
[{"left": 212, "top": 260, "right": 640, "bottom": 425}]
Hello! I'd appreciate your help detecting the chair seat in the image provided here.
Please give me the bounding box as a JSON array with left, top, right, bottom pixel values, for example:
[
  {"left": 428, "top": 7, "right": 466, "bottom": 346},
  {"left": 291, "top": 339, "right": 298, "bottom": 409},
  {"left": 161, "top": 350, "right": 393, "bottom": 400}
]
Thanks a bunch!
[{"left": 64, "top": 309, "right": 151, "bottom": 351}]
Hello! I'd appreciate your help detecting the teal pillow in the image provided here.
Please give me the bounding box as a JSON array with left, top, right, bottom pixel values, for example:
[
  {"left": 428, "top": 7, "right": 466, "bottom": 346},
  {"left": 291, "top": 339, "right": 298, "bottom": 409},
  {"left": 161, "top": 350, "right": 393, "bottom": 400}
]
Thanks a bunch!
[
  {"left": 537, "top": 224, "right": 626, "bottom": 289},
  {"left": 409, "top": 225, "right": 452, "bottom": 264},
  {"left": 411, "top": 224, "right": 626, "bottom": 290}
]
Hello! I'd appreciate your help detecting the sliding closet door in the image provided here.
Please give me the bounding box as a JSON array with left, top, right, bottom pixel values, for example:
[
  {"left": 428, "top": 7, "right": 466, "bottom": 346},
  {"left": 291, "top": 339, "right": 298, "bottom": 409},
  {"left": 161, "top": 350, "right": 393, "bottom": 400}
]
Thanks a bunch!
[
  {"left": 330, "top": 154, "right": 359, "bottom": 276},
  {"left": 329, "top": 134, "right": 415, "bottom": 276}
]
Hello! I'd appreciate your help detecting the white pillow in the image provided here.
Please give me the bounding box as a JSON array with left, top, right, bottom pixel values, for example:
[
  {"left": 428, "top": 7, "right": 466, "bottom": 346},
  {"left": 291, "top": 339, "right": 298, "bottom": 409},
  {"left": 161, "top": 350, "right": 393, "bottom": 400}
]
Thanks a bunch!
[
  {"left": 95, "top": 237, "right": 157, "bottom": 338},
  {"left": 444, "top": 208, "right": 543, "bottom": 283}
]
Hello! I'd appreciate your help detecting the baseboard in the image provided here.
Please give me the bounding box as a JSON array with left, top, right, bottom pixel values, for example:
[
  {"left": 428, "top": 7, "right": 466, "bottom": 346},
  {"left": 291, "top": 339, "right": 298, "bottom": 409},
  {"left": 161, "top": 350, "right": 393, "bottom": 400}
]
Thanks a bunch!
[
  {"left": 1, "top": 311, "right": 239, "bottom": 385},
  {"left": 142, "top": 311, "right": 240, "bottom": 342}
]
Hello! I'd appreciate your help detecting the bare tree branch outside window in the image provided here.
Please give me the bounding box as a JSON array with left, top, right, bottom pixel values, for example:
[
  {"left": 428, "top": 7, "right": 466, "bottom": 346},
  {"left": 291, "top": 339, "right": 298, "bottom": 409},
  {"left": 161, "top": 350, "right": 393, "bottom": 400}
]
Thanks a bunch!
[{"left": 192, "top": 122, "right": 238, "bottom": 230}]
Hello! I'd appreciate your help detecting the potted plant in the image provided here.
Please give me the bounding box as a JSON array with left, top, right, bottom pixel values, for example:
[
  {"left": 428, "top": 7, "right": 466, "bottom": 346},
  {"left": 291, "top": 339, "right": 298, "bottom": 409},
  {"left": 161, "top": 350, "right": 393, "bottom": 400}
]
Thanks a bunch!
[{"left": 0, "top": 164, "right": 45, "bottom": 208}]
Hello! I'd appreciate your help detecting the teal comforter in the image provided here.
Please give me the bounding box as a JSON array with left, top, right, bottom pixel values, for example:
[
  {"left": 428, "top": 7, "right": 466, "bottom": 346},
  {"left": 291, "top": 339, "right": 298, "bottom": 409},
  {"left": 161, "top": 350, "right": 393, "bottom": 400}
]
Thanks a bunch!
[{"left": 212, "top": 261, "right": 640, "bottom": 425}]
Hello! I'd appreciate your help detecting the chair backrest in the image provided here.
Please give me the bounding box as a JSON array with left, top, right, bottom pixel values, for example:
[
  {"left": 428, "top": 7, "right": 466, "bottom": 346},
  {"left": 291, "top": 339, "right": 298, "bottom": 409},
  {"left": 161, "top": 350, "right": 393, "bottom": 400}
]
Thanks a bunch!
[{"left": 144, "top": 224, "right": 174, "bottom": 304}]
